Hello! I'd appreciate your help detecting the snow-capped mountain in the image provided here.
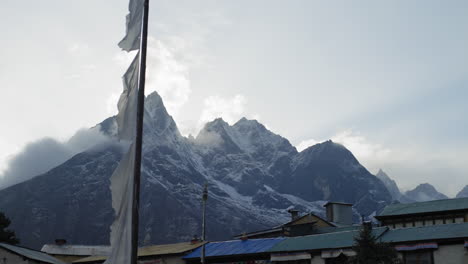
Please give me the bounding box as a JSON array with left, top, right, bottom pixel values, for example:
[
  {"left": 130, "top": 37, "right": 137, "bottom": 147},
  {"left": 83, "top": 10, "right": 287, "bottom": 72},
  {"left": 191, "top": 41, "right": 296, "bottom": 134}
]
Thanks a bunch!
[
  {"left": 456, "top": 185, "right": 468, "bottom": 198},
  {"left": 404, "top": 183, "right": 448, "bottom": 202},
  {"left": 375, "top": 169, "right": 402, "bottom": 201},
  {"left": 0, "top": 91, "right": 392, "bottom": 249}
]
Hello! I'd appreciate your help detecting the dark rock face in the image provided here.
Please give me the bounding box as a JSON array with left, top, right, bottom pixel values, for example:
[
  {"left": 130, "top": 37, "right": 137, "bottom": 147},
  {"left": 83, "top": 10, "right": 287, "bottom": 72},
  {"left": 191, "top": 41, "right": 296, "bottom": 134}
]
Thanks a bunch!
[
  {"left": 0, "top": 92, "right": 392, "bottom": 249},
  {"left": 376, "top": 169, "right": 402, "bottom": 201},
  {"left": 404, "top": 183, "right": 448, "bottom": 202}
]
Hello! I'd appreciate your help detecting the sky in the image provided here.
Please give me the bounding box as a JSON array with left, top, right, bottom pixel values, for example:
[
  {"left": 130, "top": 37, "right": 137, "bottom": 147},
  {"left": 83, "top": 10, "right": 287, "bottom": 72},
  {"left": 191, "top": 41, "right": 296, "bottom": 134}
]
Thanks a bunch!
[{"left": 0, "top": 0, "right": 467, "bottom": 196}]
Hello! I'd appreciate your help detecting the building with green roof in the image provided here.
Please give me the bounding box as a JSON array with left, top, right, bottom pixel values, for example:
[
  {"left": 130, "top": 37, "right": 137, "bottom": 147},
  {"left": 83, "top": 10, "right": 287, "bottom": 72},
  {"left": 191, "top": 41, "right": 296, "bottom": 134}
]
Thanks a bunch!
[{"left": 376, "top": 197, "right": 468, "bottom": 229}]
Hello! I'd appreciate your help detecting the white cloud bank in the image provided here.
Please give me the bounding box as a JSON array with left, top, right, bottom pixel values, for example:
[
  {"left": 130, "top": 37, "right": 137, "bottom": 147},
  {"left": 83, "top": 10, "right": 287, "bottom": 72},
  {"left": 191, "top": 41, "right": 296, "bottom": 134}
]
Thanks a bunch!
[
  {"left": 0, "top": 128, "right": 112, "bottom": 190},
  {"left": 296, "top": 130, "right": 391, "bottom": 166}
]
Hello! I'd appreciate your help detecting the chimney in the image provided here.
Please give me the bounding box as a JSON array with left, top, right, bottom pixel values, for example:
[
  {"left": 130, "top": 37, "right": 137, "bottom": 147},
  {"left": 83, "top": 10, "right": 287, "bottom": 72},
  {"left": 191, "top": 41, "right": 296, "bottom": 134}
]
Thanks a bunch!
[
  {"left": 190, "top": 235, "right": 200, "bottom": 244},
  {"left": 240, "top": 233, "right": 248, "bottom": 241},
  {"left": 55, "top": 239, "right": 67, "bottom": 246},
  {"left": 287, "top": 209, "right": 300, "bottom": 221},
  {"left": 324, "top": 202, "right": 353, "bottom": 225}
]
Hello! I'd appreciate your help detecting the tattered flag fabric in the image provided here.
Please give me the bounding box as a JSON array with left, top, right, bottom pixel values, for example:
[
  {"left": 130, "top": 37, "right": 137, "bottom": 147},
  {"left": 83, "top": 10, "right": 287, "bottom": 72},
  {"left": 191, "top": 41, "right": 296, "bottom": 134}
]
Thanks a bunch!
[
  {"left": 117, "top": 52, "right": 140, "bottom": 141},
  {"left": 103, "top": 52, "right": 140, "bottom": 264},
  {"left": 104, "top": 0, "right": 144, "bottom": 261},
  {"left": 105, "top": 143, "right": 136, "bottom": 264},
  {"left": 119, "top": 0, "right": 145, "bottom": 51}
]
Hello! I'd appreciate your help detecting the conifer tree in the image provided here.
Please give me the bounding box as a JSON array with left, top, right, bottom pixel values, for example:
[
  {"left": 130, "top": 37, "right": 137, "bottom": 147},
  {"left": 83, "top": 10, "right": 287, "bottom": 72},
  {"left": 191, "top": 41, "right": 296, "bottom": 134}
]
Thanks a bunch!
[
  {"left": 349, "top": 222, "right": 400, "bottom": 264},
  {"left": 0, "top": 211, "right": 19, "bottom": 245}
]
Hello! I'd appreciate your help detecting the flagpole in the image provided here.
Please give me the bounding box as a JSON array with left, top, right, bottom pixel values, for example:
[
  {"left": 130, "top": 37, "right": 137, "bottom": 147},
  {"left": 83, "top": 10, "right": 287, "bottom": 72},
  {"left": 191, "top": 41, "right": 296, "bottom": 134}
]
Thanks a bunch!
[
  {"left": 201, "top": 183, "right": 208, "bottom": 264},
  {"left": 131, "top": 0, "right": 149, "bottom": 263}
]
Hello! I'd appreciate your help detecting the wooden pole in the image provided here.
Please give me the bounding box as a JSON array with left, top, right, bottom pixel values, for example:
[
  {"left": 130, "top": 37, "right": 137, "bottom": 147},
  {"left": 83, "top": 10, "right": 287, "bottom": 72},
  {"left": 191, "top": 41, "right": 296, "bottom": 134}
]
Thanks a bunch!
[
  {"left": 201, "top": 183, "right": 208, "bottom": 264},
  {"left": 131, "top": 0, "right": 149, "bottom": 263}
]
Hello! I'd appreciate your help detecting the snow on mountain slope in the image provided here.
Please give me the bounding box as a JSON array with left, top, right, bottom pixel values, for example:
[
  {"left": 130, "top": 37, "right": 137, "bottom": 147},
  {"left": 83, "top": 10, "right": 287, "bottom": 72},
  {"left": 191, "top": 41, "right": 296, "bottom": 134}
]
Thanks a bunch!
[{"left": 0, "top": 91, "right": 392, "bottom": 249}]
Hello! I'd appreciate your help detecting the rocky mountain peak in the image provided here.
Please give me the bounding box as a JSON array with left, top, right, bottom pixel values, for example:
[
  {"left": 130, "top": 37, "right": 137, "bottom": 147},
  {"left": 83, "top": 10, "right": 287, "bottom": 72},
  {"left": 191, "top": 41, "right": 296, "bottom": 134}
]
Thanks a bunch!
[
  {"left": 375, "top": 169, "right": 402, "bottom": 201},
  {"left": 405, "top": 183, "right": 448, "bottom": 202},
  {"left": 142, "top": 92, "right": 182, "bottom": 143},
  {"left": 456, "top": 185, "right": 468, "bottom": 198},
  {"left": 296, "top": 140, "right": 357, "bottom": 165}
]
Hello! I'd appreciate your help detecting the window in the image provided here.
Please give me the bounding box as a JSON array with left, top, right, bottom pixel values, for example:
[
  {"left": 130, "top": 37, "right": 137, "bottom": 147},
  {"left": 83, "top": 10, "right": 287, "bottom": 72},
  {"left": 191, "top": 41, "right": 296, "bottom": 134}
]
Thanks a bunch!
[{"left": 404, "top": 250, "right": 433, "bottom": 264}]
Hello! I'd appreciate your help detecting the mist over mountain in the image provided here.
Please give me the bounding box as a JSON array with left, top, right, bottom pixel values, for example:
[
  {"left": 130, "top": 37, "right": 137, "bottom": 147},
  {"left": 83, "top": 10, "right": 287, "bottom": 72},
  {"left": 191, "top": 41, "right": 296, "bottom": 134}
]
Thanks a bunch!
[{"left": 0, "top": 91, "right": 392, "bottom": 249}]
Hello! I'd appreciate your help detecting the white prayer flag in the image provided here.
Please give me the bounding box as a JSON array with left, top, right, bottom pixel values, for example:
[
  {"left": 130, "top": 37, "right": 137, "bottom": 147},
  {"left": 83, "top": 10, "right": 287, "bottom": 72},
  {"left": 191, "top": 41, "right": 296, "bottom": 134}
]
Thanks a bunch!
[
  {"left": 104, "top": 53, "right": 140, "bottom": 264},
  {"left": 105, "top": 143, "right": 136, "bottom": 264},
  {"left": 105, "top": 0, "right": 144, "bottom": 262},
  {"left": 117, "top": 53, "right": 140, "bottom": 140},
  {"left": 103, "top": 51, "right": 140, "bottom": 264},
  {"left": 119, "top": 0, "right": 145, "bottom": 51}
]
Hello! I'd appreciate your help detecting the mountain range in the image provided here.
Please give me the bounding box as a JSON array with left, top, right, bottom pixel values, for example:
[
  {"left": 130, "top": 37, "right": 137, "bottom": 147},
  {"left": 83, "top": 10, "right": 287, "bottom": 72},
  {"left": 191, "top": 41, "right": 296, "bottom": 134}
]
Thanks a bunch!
[
  {"left": 376, "top": 169, "right": 468, "bottom": 203},
  {"left": 0, "top": 91, "right": 460, "bottom": 249}
]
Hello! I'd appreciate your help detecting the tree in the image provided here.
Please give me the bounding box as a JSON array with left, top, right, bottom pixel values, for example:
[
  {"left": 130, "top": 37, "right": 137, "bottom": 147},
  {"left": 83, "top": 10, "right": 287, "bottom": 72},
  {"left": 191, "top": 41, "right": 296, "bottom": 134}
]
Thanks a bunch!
[
  {"left": 349, "top": 222, "right": 401, "bottom": 264},
  {"left": 0, "top": 211, "right": 19, "bottom": 244}
]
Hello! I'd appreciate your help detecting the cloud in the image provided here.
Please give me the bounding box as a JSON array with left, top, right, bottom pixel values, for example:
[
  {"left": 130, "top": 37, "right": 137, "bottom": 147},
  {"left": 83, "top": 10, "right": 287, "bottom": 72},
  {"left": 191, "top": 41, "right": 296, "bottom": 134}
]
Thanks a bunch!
[
  {"left": 296, "top": 139, "right": 320, "bottom": 152},
  {"left": 145, "top": 37, "right": 191, "bottom": 118},
  {"left": 0, "top": 127, "right": 113, "bottom": 189},
  {"left": 198, "top": 94, "right": 247, "bottom": 127},
  {"left": 332, "top": 130, "right": 391, "bottom": 166},
  {"left": 297, "top": 130, "right": 390, "bottom": 165},
  {"left": 108, "top": 36, "right": 193, "bottom": 124},
  {"left": 67, "top": 42, "right": 90, "bottom": 57}
]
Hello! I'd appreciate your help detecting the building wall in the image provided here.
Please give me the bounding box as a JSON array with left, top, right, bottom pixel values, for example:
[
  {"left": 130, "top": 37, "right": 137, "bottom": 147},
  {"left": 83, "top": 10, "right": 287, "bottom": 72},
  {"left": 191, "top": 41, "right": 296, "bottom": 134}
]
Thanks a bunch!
[
  {"left": 51, "top": 254, "right": 85, "bottom": 262},
  {"left": 139, "top": 255, "right": 185, "bottom": 264},
  {"left": 310, "top": 256, "right": 325, "bottom": 264},
  {"left": 0, "top": 248, "right": 38, "bottom": 264},
  {"left": 291, "top": 215, "right": 333, "bottom": 228},
  {"left": 433, "top": 244, "right": 468, "bottom": 264},
  {"left": 383, "top": 211, "right": 468, "bottom": 229}
]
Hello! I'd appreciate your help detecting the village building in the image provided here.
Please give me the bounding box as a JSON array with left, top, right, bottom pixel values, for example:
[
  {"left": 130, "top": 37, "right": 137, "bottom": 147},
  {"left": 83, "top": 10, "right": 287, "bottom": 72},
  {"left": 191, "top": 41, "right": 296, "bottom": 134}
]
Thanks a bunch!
[
  {"left": 186, "top": 198, "right": 468, "bottom": 264},
  {"left": 41, "top": 241, "right": 110, "bottom": 263},
  {"left": 184, "top": 237, "right": 285, "bottom": 264},
  {"left": 233, "top": 211, "right": 336, "bottom": 240},
  {"left": 234, "top": 202, "right": 356, "bottom": 240},
  {"left": 375, "top": 197, "right": 468, "bottom": 229},
  {"left": 381, "top": 222, "right": 468, "bottom": 264},
  {"left": 0, "top": 243, "right": 65, "bottom": 264},
  {"left": 267, "top": 226, "right": 388, "bottom": 264},
  {"left": 71, "top": 241, "right": 206, "bottom": 264}
]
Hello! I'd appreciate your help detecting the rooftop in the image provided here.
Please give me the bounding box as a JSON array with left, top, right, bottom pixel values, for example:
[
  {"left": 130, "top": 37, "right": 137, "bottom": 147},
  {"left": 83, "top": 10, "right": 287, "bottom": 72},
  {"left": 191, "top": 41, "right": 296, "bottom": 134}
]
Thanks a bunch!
[
  {"left": 1, "top": 243, "right": 65, "bottom": 264},
  {"left": 183, "top": 237, "right": 285, "bottom": 259},
  {"left": 41, "top": 244, "right": 111, "bottom": 256},
  {"left": 73, "top": 241, "right": 206, "bottom": 263},
  {"left": 268, "top": 227, "right": 387, "bottom": 252},
  {"left": 377, "top": 197, "right": 468, "bottom": 218},
  {"left": 380, "top": 222, "right": 468, "bottom": 243}
]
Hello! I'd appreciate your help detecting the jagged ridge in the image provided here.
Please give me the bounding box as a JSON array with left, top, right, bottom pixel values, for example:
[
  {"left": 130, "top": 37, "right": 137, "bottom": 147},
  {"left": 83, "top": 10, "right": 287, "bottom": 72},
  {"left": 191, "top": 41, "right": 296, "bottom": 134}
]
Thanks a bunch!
[{"left": 0, "top": 92, "right": 392, "bottom": 249}]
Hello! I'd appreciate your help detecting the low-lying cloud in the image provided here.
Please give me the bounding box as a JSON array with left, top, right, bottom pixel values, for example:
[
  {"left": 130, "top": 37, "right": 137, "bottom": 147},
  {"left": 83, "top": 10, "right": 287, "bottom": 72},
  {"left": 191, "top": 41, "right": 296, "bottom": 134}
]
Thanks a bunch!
[{"left": 0, "top": 127, "right": 113, "bottom": 190}]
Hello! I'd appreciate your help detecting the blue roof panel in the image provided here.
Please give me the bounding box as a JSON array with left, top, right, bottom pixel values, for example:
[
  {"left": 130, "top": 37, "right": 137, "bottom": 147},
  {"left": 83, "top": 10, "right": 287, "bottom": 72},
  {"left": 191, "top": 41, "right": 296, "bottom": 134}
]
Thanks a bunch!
[{"left": 183, "top": 238, "right": 285, "bottom": 259}]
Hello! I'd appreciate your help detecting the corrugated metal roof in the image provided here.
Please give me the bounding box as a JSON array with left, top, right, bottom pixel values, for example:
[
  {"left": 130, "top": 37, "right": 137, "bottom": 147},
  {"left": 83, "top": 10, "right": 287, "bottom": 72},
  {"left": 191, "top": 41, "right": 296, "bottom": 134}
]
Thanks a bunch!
[
  {"left": 268, "top": 227, "right": 388, "bottom": 252},
  {"left": 313, "top": 225, "right": 361, "bottom": 234},
  {"left": 378, "top": 197, "right": 468, "bottom": 217},
  {"left": 41, "top": 244, "right": 111, "bottom": 256},
  {"left": 1, "top": 243, "right": 65, "bottom": 264},
  {"left": 73, "top": 241, "right": 206, "bottom": 263},
  {"left": 183, "top": 238, "right": 286, "bottom": 259},
  {"left": 380, "top": 222, "right": 468, "bottom": 243}
]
